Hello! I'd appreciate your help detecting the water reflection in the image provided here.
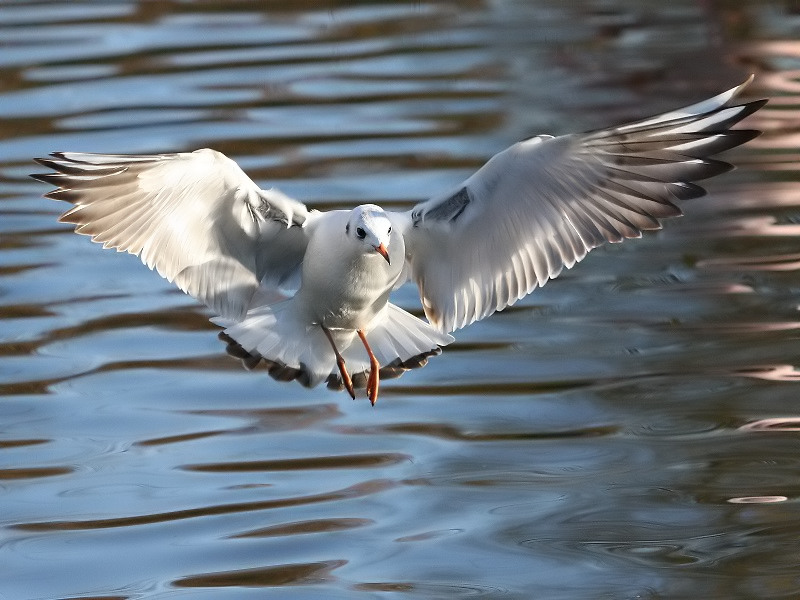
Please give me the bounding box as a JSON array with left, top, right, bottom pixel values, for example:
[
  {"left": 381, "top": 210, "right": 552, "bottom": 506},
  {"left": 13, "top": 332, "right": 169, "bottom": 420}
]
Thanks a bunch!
[
  {"left": 3, "top": 1, "right": 800, "bottom": 599},
  {"left": 727, "top": 495, "right": 788, "bottom": 503},
  {"left": 739, "top": 416, "right": 800, "bottom": 430},
  {"left": 231, "top": 517, "right": 372, "bottom": 539},
  {"left": 173, "top": 559, "right": 348, "bottom": 588},
  {"left": 14, "top": 479, "right": 397, "bottom": 532}
]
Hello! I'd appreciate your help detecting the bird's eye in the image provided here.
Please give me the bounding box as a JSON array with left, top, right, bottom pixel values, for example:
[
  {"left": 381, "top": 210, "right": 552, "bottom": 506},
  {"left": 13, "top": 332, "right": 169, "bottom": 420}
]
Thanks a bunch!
[
  {"left": 356, "top": 227, "right": 366, "bottom": 239},
  {"left": 387, "top": 226, "right": 392, "bottom": 234}
]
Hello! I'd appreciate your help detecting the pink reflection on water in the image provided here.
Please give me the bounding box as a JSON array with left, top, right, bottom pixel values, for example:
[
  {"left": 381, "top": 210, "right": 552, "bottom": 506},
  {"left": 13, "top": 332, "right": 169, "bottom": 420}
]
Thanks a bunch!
[
  {"left": 699, "top": 252, "right": 800, "bottom": 271},
  {"left": 727, "top": 495, "right": 788, "bottom": 504},
  {"left": 739, "top": 416, "right": 800, "bottom": 431}
]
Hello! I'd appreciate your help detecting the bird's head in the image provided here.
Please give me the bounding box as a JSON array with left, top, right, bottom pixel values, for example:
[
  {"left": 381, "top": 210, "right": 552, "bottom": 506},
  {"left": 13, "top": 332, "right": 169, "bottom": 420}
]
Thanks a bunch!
[{"left": 346, "top": 204, "right": 392, "bottom": 264}]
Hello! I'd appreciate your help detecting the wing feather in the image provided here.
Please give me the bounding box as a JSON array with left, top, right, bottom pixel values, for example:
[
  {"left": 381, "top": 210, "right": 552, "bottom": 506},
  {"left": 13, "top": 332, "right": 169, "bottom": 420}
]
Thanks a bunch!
[
  {"left": 33, "top": 149, "right": 311, "bottom": 320},
  {"left": 402, "top": 78, "right": 766, "bottom": 333}
]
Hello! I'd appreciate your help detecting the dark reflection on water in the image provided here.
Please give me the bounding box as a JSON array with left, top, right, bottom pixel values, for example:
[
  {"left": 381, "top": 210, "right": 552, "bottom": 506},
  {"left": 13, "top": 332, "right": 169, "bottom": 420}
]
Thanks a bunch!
[
  {"left": 230, "top": 517, "right": 373, "bottom": 539},
  {"left": 3, "top": 1, "right": 800, "bottom": 599},
  {"left": 173, "top": 559, "right": 348, "bottom": 588},
  {"left": 14, "top": 479, "right": 397, "bottom": 531},
  {"left": 182, "top": 452, "right": 411, "bottom": 472}
]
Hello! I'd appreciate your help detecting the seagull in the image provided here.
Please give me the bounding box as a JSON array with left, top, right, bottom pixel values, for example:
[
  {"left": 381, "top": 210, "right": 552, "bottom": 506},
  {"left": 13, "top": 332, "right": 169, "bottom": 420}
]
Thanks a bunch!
[{"left": 33, "top": 77, "right": 765, "bottom": 405}]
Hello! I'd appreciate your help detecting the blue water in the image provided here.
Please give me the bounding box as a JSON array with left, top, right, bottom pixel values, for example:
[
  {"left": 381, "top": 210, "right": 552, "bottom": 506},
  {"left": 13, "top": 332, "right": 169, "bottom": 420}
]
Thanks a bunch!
[{"left": 2, "top": 1, "right": 800, "bottom": 598}]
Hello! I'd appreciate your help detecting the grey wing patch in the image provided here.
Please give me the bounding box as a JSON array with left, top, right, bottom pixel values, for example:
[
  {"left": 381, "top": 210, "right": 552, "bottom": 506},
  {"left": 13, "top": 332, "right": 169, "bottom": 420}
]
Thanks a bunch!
[
  {"left": 413, "top": 186, "right": 471, "bottom": 226},
  {"left": 250, "top": 194, "right": 285, "bottom": 224},
  {"left": 248, "top": 187, "right": 309, "bottom": 228}
]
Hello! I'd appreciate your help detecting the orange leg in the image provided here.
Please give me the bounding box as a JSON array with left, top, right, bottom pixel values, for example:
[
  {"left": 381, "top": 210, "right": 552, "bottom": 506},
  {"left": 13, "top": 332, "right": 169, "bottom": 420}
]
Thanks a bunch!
[
  {"left": 357, "top": 329, "right": 380, "bottom": 406},
  {"left": 322, "top": 325, "right": 355, "bottom": 400}
]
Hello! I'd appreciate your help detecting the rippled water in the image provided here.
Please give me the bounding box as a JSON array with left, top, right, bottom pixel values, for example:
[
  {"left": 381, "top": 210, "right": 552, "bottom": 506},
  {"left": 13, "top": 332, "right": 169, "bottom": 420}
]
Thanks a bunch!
[{"left": 3, "top": 1, "right": 800, "bottom": 598}]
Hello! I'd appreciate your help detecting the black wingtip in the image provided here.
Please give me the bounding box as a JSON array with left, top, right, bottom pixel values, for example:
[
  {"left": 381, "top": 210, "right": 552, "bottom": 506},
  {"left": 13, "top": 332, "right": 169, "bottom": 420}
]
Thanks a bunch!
[
  {"left": 29, "top": 172, "right": 67, "bottom": 186},
  {"left": 712, "top": 98, "right": 768, "bottom": 134},
  {"left": 31, "top": 156, "right": 59, "bottom": 183},
  {"left": 729, "top": 128, "right": 763, "bottom": 145},
  {"left": 30, "top": 172, "right": 54, "bottom": 184},
  {"left": 33, "top": 156, "right": 64, "bottom": 170},
  {"left": 737, "top": 97, "right": 769, "bottom": 119},
  {"left": 694, "top": 157, "right": 736, "bottom": 181},
  {"left": 671, "top": 181, "right": 708, "bottom": 201},
  {"left": 32, "top": 154, "right": 68, "bottom": 183}
]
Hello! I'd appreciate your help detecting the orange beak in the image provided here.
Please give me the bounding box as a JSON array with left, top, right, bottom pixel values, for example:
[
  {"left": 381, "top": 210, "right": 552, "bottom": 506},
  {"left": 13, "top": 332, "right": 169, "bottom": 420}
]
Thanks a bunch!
[{"left": 375, "top": 243, "right": 390, "bottom": 264}]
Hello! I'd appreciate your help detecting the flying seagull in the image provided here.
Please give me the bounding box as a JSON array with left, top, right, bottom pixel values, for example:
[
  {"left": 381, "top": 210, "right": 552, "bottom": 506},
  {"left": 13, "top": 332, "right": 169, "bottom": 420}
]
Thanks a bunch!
[{"left": 33, "top": 77, "right": 765, "bottom": 405}]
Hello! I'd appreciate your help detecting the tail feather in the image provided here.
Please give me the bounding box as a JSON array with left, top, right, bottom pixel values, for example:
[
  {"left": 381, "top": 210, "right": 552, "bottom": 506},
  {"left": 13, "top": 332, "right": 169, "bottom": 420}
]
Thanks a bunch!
[
  {"left": 214, "top": 300, "right": 342, "bottom": 388},
  {"left": 355, "top": 303, "right": 453, "bottom": 366},
  {"left": 216, "top": 301, "right": 453, "bottom": 391}
]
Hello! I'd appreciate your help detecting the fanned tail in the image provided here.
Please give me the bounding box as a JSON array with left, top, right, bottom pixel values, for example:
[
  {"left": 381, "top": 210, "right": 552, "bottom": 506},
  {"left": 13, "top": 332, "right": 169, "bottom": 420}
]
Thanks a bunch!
[
  {"left": 214, "top": 300, "right": 342, "bottom": 388},
  {"left": 216, "top": 302, "right": 453, "bottom": 391},
  {"left": 332, "top": 303, "right": 454, "bottom": 390}
]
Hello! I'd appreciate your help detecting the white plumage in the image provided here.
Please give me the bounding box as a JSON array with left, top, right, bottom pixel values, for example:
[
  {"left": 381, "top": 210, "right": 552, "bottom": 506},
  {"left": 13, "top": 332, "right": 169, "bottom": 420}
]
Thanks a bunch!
[{"left": 33, "top": 77, "right": 765, "bottom": 404}]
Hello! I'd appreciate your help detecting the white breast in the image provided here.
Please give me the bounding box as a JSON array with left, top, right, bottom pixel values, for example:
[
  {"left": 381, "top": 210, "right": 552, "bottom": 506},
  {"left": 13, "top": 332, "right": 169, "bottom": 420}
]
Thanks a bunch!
[{"left": 295, "top": 211, "right": 405, "bottom": 329}]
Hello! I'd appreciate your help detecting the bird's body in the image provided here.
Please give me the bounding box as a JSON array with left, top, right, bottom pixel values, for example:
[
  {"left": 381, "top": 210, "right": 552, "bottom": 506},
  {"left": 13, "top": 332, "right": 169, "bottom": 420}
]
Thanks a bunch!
[
  {"left": 298, "top": 208, "right": 404, "bottom": 331},
  {"left": 214, "top": 205, "right": 448, "bottom": 398},
  {"left": 33, "top": 78, "right": 766, "bottom": 404}
]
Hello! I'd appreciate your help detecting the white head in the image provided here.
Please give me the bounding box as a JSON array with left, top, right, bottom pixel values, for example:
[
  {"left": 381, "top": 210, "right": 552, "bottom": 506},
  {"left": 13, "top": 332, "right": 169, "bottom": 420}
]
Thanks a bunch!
[{"left": 346, "top": 204, "right": 393, "bottom": 264}]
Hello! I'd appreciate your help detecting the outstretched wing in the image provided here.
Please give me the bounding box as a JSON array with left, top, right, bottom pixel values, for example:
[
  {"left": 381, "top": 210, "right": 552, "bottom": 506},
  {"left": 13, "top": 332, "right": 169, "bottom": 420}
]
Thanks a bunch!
[
  {"left": 402, "top": 77, "right": 766, "bottom": 333},
  {"left": 33, "top": 149, "right": 312, "bottom": 320}
]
